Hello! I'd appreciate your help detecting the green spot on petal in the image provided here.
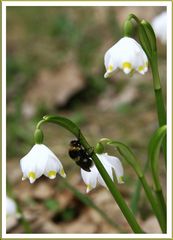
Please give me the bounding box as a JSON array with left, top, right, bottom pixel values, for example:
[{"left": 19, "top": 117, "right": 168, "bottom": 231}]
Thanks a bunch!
[
  {"left": 28, "top": 171, "right": 36, "bottom": 179},
  {"left": 122, "top": 62, "right": 132, "bottom": 70},
  {"left": 48, "top": 170, "right": 56, "bottom": 179}
]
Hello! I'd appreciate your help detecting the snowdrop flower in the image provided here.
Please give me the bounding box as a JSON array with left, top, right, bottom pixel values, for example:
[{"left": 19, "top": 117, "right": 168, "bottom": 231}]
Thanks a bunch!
[
  {"left": 6, "top": 196, "right": 17, "bottom": 217},
  {"left": 81, "top": 153, "right": 124, "bottom": 193},
  {"left": 20, "top": 144, "right": 66, "bottom": 184},
  {"left": 152, "top": 11, "right": 167, "bottom": 44},
  {"left": 104, "top": 37, "right": 148, "bottom": 78}
]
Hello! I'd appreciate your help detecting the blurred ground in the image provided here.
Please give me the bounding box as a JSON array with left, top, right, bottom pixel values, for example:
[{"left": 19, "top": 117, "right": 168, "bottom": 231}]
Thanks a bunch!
[{"left": 6, "top": 6, "right": 166, "bottom": 233}]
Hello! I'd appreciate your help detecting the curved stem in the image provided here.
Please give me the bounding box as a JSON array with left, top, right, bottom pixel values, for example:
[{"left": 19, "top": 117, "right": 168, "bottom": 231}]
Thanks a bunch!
[
  {"left": 139, "top": 176, "right": 166, "bottom": 233},
  {"left": 147, "top": 47, "right": 166, "bottom": 166},
  {"left": 130, "top": 158, "right": 149, "bottom": 214},
  {"left": 127, "top": 13, "right": 141, "bottom": 24},
  {"left": 108, "top": 141, "right": 166, "bottom": 232},
  {"left": 148, "top": 125, "right": 167, "bottom": 223},
  {"left": 36, "top": 115, "right": 144, "bottom": 233}
]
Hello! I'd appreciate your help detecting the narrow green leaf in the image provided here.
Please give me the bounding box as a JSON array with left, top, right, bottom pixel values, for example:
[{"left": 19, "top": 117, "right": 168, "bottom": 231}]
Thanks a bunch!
[
  {"left": 107, "top": 141, "right": 143, "bottom": 177},
  {"left": 138, "top": 24, "right": 152, "bottom": 59},
  {"left": 141, "top": 20, "right": 157, "bottom": 52},
  {"left": 148, "top": 125, "right": 166, "bottom": 191}
]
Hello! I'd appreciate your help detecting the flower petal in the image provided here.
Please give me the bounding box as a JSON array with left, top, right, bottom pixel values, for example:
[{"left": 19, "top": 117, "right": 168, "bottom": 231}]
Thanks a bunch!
[
  {"left": 81, "top": 166, "right": 97, "bottom": 193},
  {"left": 104, "top": 155, "right": 124, "bottom": 184},
  {"left": 97, "top": 163, "right": 113, "bottom": 188},
  {"left": 6, "top": 196, "right": 17, "bottom": 216}
]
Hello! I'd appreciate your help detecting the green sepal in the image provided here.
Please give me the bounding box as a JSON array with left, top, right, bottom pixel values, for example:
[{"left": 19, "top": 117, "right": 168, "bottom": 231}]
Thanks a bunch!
[
  {"left": 148, "top": 125, "right": 167, "bottom": 191},
  {"left": 95, "top": 142, "right": 104, "bottom": 154},
  {"left": 123, "top": 20, "right": 134, "bottom": 37},
  {"left": 34, "top": 128, "right": 44, "bottom": 144}
]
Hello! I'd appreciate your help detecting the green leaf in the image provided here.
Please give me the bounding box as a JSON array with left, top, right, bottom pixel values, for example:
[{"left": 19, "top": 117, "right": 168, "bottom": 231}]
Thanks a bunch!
[
  {"left": 138, "top": 24, "right": 152, "bottom": 59},
  {"left": 148, "top": 125, "right": 167, "bottom": 190},
  {"left": 141, "top": 20, "right": 157, "bottom": 53},
  {"left": 107, "top": 141, "right": 143, "bottom": 177}
]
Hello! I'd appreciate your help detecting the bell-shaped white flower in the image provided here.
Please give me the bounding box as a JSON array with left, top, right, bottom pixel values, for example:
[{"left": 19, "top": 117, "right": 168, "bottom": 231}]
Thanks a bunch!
[
  {"left": 152, "top": 11, "right": 167, "bottom": 44},
  {"left": 81, "top": 153, "right": 124, "bottom": 193},
  {"left": 20, "top": 144, "right": 66, "bottom": 184},
  {"left": 104, "top": 37, "right": 148, "bottom": 78},
  {"left": 6, "top": 196, "right": 17, "bottom": 217}
]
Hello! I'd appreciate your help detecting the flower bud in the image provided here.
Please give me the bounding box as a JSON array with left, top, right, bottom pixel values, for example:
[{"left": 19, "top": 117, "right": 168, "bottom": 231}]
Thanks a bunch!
[{"left": 95, "top": 142, "right": 104, "bottom": 154}]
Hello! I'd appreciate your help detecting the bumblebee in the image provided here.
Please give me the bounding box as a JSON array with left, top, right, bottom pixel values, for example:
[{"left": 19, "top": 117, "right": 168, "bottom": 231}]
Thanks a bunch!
[{"left": 69, "top": 140, "right": 93, "bottom": 172}]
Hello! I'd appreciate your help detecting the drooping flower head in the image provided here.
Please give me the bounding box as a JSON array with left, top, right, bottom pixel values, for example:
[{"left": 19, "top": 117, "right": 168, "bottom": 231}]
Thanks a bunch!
[
  {"left": 104, "top": 37, "right": 148, "bottom": 78},
  {"left": 152, "top": 11, "right": 167, "bottom": 44},
  {"left": 20, "top": 144, "right": 66, "bottom": 184},
  {"left": 81, "top": 153, "right": 124, "bottom": 193}
]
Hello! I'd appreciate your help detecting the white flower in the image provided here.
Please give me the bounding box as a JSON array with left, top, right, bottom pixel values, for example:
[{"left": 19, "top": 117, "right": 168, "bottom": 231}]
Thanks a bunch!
[
  {"left": 152, "top": 11, "right": 167, "bottom": 44},
  {"left": 6, "top": 196, "right": 17, "bottom": 217},
  {"left": 104, "top": 37, "right": 148, "bottom": 78},
  {"left": 20, "top": 144, "right": 66, "bottom": 184},
  {"left": 81, "top": 153, "right": 124, "bottom": 193}
]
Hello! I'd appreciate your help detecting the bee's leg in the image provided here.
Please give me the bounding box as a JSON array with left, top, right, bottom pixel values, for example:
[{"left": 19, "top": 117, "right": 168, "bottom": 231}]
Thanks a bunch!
[{"left": 86, "top": 147, "right": 94, "bottom": 157}]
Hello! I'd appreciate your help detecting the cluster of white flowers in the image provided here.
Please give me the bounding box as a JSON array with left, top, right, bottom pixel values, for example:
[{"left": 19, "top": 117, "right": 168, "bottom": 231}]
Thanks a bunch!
[
  {"left": 20, "top": 144, "right": 124, "bottom": 192},
  {"left": 19, "top": 12, "right": 165, "bottom": 193}
]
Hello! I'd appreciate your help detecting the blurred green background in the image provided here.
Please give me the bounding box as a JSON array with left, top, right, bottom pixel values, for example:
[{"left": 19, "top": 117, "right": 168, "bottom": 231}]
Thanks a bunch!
[{"left": 6, "top": 6, "right": 166, "bottom": 233}]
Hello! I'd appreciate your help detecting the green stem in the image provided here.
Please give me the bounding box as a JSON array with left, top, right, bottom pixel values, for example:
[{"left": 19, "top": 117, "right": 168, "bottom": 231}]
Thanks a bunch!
[
  {"left": 155, "top": 189, "right": 167, "bottom": 223},
  {"left": 130, "top": 157, "right": 149, "bottom": 214},
  {"left": 139, "top": 176, "right": 166, "bottom": 233},
  {"left": 61, "top": 179, "right": 124, "bottom": 231},
  {"left": 36, "top": 115, "right": 144, "bottom": 233},
  {"left": 148, "top": 125, "right": 167, "bottom": 224},
  {"left": 150, "top": 53, "right": 167, "bottom": 164},
  {"left": 108, "top": 141, "right": 166, "bottom": 232},
  {"left": 90, "top": 154, "right": 144, "bottom": 233}
]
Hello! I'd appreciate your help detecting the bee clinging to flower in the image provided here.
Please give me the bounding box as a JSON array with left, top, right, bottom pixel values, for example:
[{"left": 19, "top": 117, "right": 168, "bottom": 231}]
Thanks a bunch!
[{"left": 69, "top": 140, "right": 93, "bottom": 172}]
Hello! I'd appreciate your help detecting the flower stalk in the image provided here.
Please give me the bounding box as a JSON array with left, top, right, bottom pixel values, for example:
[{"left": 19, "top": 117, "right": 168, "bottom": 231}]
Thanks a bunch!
[
  {"left": 107, "top": 140, "right": 166, "bottom": 233},
  {"left": 36, "top": 115, "right": 144, "bottom": 233},
  {"left": 125, "top": 14, "right": 167, "bottom": 164}
]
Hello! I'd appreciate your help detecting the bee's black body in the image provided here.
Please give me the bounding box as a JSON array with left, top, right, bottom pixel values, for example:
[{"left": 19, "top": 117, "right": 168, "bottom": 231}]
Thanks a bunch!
[{"left": 69, "top": 140, "right": 93, "bottom": 172}]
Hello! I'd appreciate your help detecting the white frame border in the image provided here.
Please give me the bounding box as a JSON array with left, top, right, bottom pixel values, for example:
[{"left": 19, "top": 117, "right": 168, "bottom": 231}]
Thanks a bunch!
[{"left": 2, "top": 1, "right": 172, "bottom": 239}]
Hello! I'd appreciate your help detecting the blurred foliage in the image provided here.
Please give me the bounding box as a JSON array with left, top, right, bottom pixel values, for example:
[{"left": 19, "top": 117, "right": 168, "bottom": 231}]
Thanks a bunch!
[
  {"left": 44, "top": 199, "right": 60, "bottom": 212},
  {"left": 7, "top": 7, "right": 120, "bottom": 157}
]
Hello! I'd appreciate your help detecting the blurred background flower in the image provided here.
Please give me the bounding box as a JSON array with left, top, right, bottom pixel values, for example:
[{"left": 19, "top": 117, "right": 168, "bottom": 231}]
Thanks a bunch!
[
  {"left": 6, "top": 6, "right": 166, "bottom": 233},
  {"left": 152, "top": 11, "right": 167, "bottom": 44}
]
